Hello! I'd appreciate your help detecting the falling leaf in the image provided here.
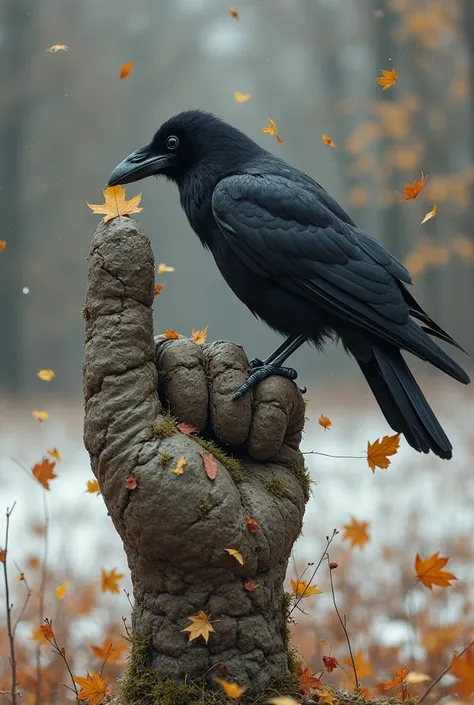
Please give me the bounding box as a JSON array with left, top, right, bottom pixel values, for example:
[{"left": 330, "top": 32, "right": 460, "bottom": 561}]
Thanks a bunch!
[
  {"left": 154, "top": 283, "right": 164, "bottom": 296},
  {"left": 317, "top": 688, "right": 338, "bottom": 705},
  {"left": 366, "top": 433, "right": 400, "bottom": 472},
  {"left": 234, "top": 91, "right": 252, "bottom": 103},
  {"left": 214, "top": 677, "right": 247, "bottom": 699},
  {"left": 47, "top": 44, "right": 69, "bottom": 52},
  {"left": 246, "top": 517, "right": 259, "bottom": 534},
  {"left": 181, "top": 610, "right": 216, "bottom": 643},
  {"left": 268, "top": 698, "right": 299, "bottom": 705},
  {"left": 91, "top": 637, "right": 128, "bottom": 665},
  {"left": 376, "top": 68, "right": 398, "bottom": 90},
  {"left": 32, "top": 410, "right": 49, "bottom": 422},
  {"left": 74, "top": 671, "right": 112, "bottom": 705},
  {"left": 171, "top": 457, "right": 186, "bottom": 475},
  {"left": 451, "top": 647, "right": 474, "bottom": 697},
  {"left": 421, "top": 204, "right": 437, "bottom": 225},
  {"left": 402, "top": 172, "right": 426, "bottom": 201},
  {"left": 56, "top": 581, "right": 70, "bottom": 600},
  {"left": 344, "top": 651, "right": 373, "bottom": 679},
  {"left": 405, "top": 672, "right": 431, "bottom": 684},
  {"left": 0, "top": 241, "right": 6, "bottom": 252},
  {"left": 201, "top": 453, "right": 217, "bottom": 480},
  {"left": 177, "top": 422, "right": 198, "bottom": 436},
  {"left": 86, "top": 479, "right": 100, "bottom": 495},
  {"left": 227, "top": 3, "right": 239, "bottom": 19},
  {"left": 27, "top": 556, "right": 41, "bottom": 570},
  {"left": 32, "top": 458, "right": 57, "bottom": 490},
  {"left": 31, "top": 626, "right": 49, "bottom": 645},
  {"left": 323, "top": 655, "right": 338, "bottom": 673},
  {"left": 191, "top": 325, "right": 208, "bottom": 344},
  {"left": 0, "top": 549, "right": 5, "bottom": 563},
  {"left": 322, "top": 134, "right": 336, "bottom": 148},
  {"left": 17, "top": 572, "right": 24, "bottom": 581},
  {"left": 119, "top": 61, "right": 133, "bottom": 79},
  {"left": 412, "top": 552, "right": 457, "bottom": 590},
  {"left": 47, "top": 448, "right": 62, "bottom": 461},
  {"left": 37, "top": 369, "right": 55, "bottom": 382},
  {"left": 318, "top": 414, "right": 332, "bottom": 430},
  {"left": 291, "top": 579, "right": 323, "bottom": 599},
  {"left": 296, "top": 662, "right": 323, "bottom": 695},
  {"left": 342, "top": 517, "right": 370, "bottom": 549},
  {"left": 383, "top": 667, "right": 409, "bottom": 689},
  {"left": 165, "top": 329, "right": 180, "bottom": 340},
  {"left": 87, "top": 185, "right": 143, "bottom": 224},
  {"left": 261, "top": 117, "right": 284, "bottom": 143},
  {"left": 225, "top": 548, "right": 244, "bottom": 565},
  {"left": 101, "top": 568, "right": 124, "bottom": 594},
  {"left": 40, "top": 623, "right": 54, "bottom": 641},
  {"left": 157, "top": 263, "right": 175, "bottom": 274},
  {"left": 244, "top": 579, "right": 256, "bottom": 592},
  {"left": 125, "top": 476, "right": 137, "bottom": 490}
]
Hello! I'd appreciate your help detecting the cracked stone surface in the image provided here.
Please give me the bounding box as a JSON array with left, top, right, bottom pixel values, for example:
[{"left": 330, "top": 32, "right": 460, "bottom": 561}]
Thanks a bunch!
[{"left": 83, "top": 217, "right": 308, "bottom": 690}]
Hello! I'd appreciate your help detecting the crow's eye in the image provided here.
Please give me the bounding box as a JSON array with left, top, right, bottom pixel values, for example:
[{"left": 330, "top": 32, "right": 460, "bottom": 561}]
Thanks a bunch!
[{"left": 166, "top": 135, "right": 179, "bottom": 150}]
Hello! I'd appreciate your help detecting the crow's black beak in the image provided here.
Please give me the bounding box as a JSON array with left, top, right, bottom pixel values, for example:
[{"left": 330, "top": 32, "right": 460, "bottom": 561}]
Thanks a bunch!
[{"left": 107, "top": 146, "right": 170, "bottom": 187}]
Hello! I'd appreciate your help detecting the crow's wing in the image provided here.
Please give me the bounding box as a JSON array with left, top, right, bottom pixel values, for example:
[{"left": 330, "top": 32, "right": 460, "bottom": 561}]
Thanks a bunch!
[{"left": 211, "top": 172, "right": 445, "bottom": 360}]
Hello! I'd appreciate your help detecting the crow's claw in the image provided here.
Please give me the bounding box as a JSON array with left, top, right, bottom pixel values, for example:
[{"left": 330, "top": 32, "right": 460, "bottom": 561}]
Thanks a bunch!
[
  {"left": 248, "top": 357, "right": 265, "bottom": 370},
  {"left": 232, "top": 363, "right": 298, "bottom": 400}
]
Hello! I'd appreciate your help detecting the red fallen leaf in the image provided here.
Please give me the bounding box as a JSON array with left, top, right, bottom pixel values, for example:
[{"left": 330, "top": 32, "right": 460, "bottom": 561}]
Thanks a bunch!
[
  {"left": 125, "top": 476, "right": 137, "bottom": 490},
  {"left": 218, "top": 664, "right": 229, "bottom": 677},
  {"left": 176, "top": 422, "right": 198, "bottom": 436},
  {"left": 323, "top": 655, "right": 338, "bottom": 672},
  {"left": 244, "top": 579, "right": 256, "bottom": 592},
  {"left": 246, "top": 517, "right": 259, "bottom": 534},
  {"left": 201, "top": 453, "right": 217, "bottom": 480}
]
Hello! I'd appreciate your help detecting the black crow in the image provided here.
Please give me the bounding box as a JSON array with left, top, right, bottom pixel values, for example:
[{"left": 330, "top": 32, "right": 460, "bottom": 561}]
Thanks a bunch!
[{"left": 108, "top": 110, "right": 470, "bottom": 459}]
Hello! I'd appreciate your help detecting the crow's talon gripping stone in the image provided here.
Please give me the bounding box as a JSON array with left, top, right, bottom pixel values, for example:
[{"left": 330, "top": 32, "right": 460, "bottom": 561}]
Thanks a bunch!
[{"left": 232, "top": 363, "right": 298, "bottom": 400}]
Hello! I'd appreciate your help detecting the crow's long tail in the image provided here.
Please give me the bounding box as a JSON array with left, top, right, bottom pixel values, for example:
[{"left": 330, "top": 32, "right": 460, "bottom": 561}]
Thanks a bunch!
[{"left": 355, "top": 346, "right": 453, "bottom": 459}]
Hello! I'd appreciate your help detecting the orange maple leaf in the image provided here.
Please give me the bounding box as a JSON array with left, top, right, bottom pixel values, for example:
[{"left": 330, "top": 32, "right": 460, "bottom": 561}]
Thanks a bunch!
[
  {"left": 0, "top": 241, "right": 6, "bottom": 252},
  {"left": 383, "top": 667, "right": 409, "bottom": 689},
  {"left": 318, "top": 414, "right": 332, "bottom": 430},
  {"left": 85, "top": 479, "right": 100, "bottom": 495},
  {"left": 40, "top": 622, "right": 54, "bottom": 641},
  {"left": 37, "top": 369, "right": 55, "bottom": 382},
  {"left": 376, "top": 68, "right": 398, "bottom": 90},
  {"left": 0, "top": 548, "right": 5, "bottom": 563},
  {"left": 32, "top": 458, "right": 57, "bottom": 490},
  {"left": 181, "top": 611, "right": 216, "bottom": 643},
  {"left": 101, "top": 568, "right": 124, "bottom": 594},
  {"left": 119, "top": 61, "right": 133, "bottom": 79},
  {"left": 165, "top": 329, "right": 180, "bottom": 340},
  {"left": 342, "top": 517, "right": 370, "bottom": 549},
  {"left": 154, "top": 283, "right": 164, "bottom": 296},
  {"left": 296, "top": 661, "right": 323, "bottom": 695},
  {"left": 322, "top": 134, "right": 336, "bottom": 148},
  {"left": 367, "top": 433, "right": 400, "bottom": 472},
  {"left": 246, "top": 516, "right": 259, "bottom": 534},
  {"left": 191, "top": 325, "right": 208, "bottom": 344},
  {"left": 74, "top": 670, "right": 112, "bottom": 705},
  {"left": 30, "top": 626, "right": 50, "bottom": 645},
  {"left": 412, "top": 552, "right": 457, "bottom": 590},
  {"left": 234, "top": 91, "right": 252, "bottom": 103},
  {"left": 47, "top": 447, "right": 62, "bottom": 461},
  {"left": 227, "top": 3, "right": 239, "bottom": 19},
  {"left": 451, "top": 646, "right": 474, "bottom": 697},
  {"left": 87, "top": 185, "right": 143, "bottom": 223},
  {"left": 91, "top": 637, "right": 128, "bottom": 665},
  {"left": 214, "top": 677, "right": 247, "bottom": 699},
  {"left": 345, "top": 650, "right": 373, "bottom": 680},
  {"left": 402, "top": 172, "right": 425, "bottom": 201},
  {"left": 261, "top": 117, "right": 284, "bottom": 143}
]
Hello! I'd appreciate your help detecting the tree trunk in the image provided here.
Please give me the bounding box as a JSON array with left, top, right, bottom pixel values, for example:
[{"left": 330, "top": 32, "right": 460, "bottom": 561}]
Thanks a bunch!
[{"left": 82, "top": 217, "right": 308, "bottom": 700}]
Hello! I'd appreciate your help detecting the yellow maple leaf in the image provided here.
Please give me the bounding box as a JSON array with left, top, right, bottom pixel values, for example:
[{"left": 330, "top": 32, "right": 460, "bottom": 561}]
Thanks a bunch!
[
  {"left": 291, "top": 579, "right": 323, "bottom": 599},
  {"left": 421, "top": 204, "right": 437, "bottom": 225},
  {"left": 261, "top": 117, "right": 284, "bottom": 143},
  {"left": 85, "top": 479, "right": 101, "bottom": 495},
  {"left": 171, "top": 457, "right": 186, "bottom": 475},
  {"left": 412, "top": 552, "right": 457, "bottom": 590},
  {"left": 47, "top": 44, "right": 69, "bottom": 52},
  {"left": 322, "top": 134, "right": 336, "bottom": 148},
  {"left": 101, "top": 568, "right": 124, "bottom": 594},
  {"left": 181, "top": 610, "right": 216, "bottom": 643},
  {"left": 157, "top": 263, "right": 175, "bottom": 274},
  {"left": 344, "top": 650, "right": 373, "bottom": 680},
  {"left": 47, "top": 448, "right": 62, "bottom": 461},
  {"left": 317, "top": 687, "right": 339, "bottom": 705},
  {"left": 225, "top": 548, "right": 244, "bottom": 565},
  {"left": 214, "top": 677, "right": 247, "bottom": 699},
  {"left": 0, "top": 241, "right": 7, "bottom": 252},
  {"left": 191, "top": 325, "right": 208, "bottom": 345},
  {"left": 32, "top": 410, "right": 49, "bottom": 422},
  {"left": 342, "top": 517, "right": 370, "bottom": 549},
  {"left": 234, "top": 91, "right": 252, "bottom": 103},
  {"left": 376, "top": 67, "right": 398, "bottom": 90},
  {"left": 32, "top": 458, "right": 57, "bottom": 490},
  {"left": 56, "top": 581, "right": 70, "bottom": 599},
  {"left": 91, "top": 637, "right": 128, "bottom": 665},
  {"left": 37, "top": 369, "right": 55, "bottom": 382},
  {"left": 367, "top": 433, "right": 400, "bottom": 472},
  {"left": 73, "top": 670, "right": 112, "bottom": 705},
  {"left": 87, "top": 185, "right": 143, "bottom": 224}
]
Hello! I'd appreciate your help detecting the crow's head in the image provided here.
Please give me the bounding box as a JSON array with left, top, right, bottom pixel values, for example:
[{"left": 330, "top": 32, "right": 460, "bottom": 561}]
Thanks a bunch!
[{"left": 108, "top": 110, "right": 257, "bottom": 188}]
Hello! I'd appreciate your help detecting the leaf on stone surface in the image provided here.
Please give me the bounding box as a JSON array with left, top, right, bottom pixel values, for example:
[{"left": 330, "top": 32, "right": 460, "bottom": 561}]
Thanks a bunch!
[
  {"left": 47, "top": 447, "right": 62, "bottom": 461},
  {"left": 56, "top": 581, "right": 70, "bottom": 600},
  {"left": 451, "top": 646, "right": 474, "bottom": 697},
  {"left": 47, "top": 44, "right": 69, "bottom": 52},
  {"left": 323, "top": 655, "right": 338, "bottom": 672},
  {"left": 87, "top": 185, "right": 143, "bottom": 223},
  {"left": 367, "top": 433, "right": 400, "bottom": 472},
  {"left": 32, "top": 410, "right": 49, "bottom": 422},
  {"left": 322, "top": 134, "right": 336, "bottom": 148},
  {"left": 181, "top": 610, "right": 216, "bottom": 643},
  {"left": 342, "top": 517, "right": 370, "bottom": 549},
  {"left": 73, "top": 670, "right": 112, "bottom": 705},
  {"left": 0, "top": 241, "right": 6, "bottom": 252},
  {"left": 37, "top": 369, "right": 55, "bottom": 382},
  {"left": 125, "top": 476, "right": 137, "bottom": 490},
  {"left": 171, "top": 457, "right": 186, "bottom": 475},
  {"left": 296, "top": 661, "right": 323, "bottom": 695},
  {"left": 261, "top": 117, "right": 284, "bottom": 143},
  {"left": 154, "top": 283, "right": 164, "bottom": 296},
  {"left": 165, "top": 329, "right": 181, "bottom": 339},
  {"left": 91, "top": 637, "right": 128, "bottom": 665},
  {"left": 157, "top": 263, "right": 175, "bottom": 274},
  {"left": 383, "top": 667, "right": 409, "bottom": 689},
  {"left": 291, "top": 579, "right": 323, "bottom": 599},
  {"left": 246, "top": 516, "right": 259, "bottom": 534},
  {"left": 317, "top": 687, "right": 339, "bottom": 705},
  {"left": 214, "top": 677, "right": 247, "bottom": 699},
  {"left": 244, "top": 579, "right": 256, "bottom": 592},
  {"left": 234, "top": 91, "right": 252, "bottom": 103},
  {"left": 119, "top": 61, "right": 133, "bottom": 79},
  {"left": 201, "top": 453, "right": 217, "bottom": 480},
  {"left": 32, "top": 458, "right": 57, "bottom": 490},
  {"left": 318, "top": 414, "right": 332, "bottom": 430},
  {"left": 85, "top": 479, "right": 100, "bottom": 495},
  {"left": 177, "top": 422, "right": 198, "bottom": 436},
  {"left": 376, "top": 67, "right": 398, "bottom": 90},
  {"left": 227, "top": 3, "right": 239, "bottom": 19},
  {"left": 421, "top": 204, "right": 437, "bottom": 225},
  {"left": 225, "top": 548, "right": 244, "bottom": 565},
  {"left": 191, "top": 325, "right": 208, "bottom": 344},
  {"left": 412, "top": 552, "right": 457, "bottom": 590},
  {"left": 101, "top": 568, "right": 124, "bottom": 594},
  {"left": 402, "top": 172, "right": 425, "bottom": 201}
]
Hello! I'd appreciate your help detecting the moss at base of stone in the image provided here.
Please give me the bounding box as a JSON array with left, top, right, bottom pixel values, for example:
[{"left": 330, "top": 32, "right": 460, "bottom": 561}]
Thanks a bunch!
[
  {"left": 285, "top": 459, "right": 311, "bottom": 503},
  {"left": 198, "top": 499, "right": 212, "bottom": 519},
  {"left": 265, "top": 477, "right": 287, "bottom": 498},
  {"left": 193, "top": 435, "right": 247, "bottom": 483},
  {"left": 158, "top": 451, "right": 173, "bottom": 467},
  {"left": 150, "top": 413, "right": 176, "bottom": 440}
]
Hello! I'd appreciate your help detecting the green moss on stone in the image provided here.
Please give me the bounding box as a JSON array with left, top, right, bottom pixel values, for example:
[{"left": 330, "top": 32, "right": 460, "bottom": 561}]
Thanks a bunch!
[
  {"left": 285, "top": 459, "right": 311, "bottom": 503},
  {"left": 265, "top": 477, "right": 287, "bottom": 498},
  {"left": 193, "top": 435, "right": 247, "bottom": 483},
  {"left": 198, "top": 499, "right": 212, "bottom": 520},
  {"left": 150, "top": 413, "right": 176, "bottom": 440},
  {"left": 158, "top": 451, "right": 173, "bottom": 467}
]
